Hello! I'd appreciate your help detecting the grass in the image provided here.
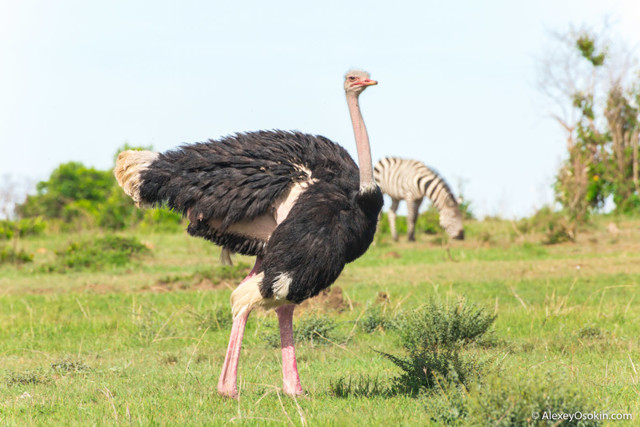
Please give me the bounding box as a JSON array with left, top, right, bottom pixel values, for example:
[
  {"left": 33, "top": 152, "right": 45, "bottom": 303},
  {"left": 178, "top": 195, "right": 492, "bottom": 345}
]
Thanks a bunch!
[{"left": 0, "top": 215, "right": 639, "bottom": 425}]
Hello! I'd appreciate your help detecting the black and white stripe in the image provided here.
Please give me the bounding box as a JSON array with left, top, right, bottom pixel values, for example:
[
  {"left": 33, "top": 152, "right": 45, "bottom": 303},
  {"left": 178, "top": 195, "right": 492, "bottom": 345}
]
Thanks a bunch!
[{"left": 373, "top": 157, "right": 464, "bottom": 241}]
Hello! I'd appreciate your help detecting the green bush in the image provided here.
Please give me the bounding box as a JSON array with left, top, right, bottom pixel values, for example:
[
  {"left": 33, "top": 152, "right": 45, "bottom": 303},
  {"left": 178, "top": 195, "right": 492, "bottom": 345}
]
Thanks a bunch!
[
  {"left": 5, "top": 369, "right": 50, "bottom": 387},
  {"left": 378, "top": 210, "right": 444, "bottom": 238},
  {"left": 13, "top": 147, "right": 183, "bottom": 232},
  {"left": 17, "top": 162, "right": 114, "bottom": 220},
  {"left": 0, "top": 217, "right": 46, "bottom": 240},
  {"left": 416, "top": 207, "right": 442, "bottom": 235},
  {"left": 44, "top": 235, "right": 150, "bottom": 272},
  {"left": 383, "top": 344, "right": 486, "bottom": 395},
  {"left": 458, "top": 197, "right": 475, "bottom": 220},
  {"left": 138, "top": 207, "right": 184, "bottom": 232},
  {"left": 516, "top": 206, "right": 575, "bottom": 244},
  {"left": 97, "top": 186, "right": 141, "bottom": 230},
  {"left": 0, "top": 221, "right": 13, "bottom": 240},
  {"left": 50, "top": 358, "right": 90, "bottom": 375},
  {"left": 379, "top": 299, "right": 496, "bottom": 395},
  {"left": 425, "top": 372, "right": 601, "bottom": 426},
  {"left": 395, "top": 300, "right": 497, "bottom": 350},
  {"left": 360, "top": 305, "right": 399, "bottom": 333},
  {"left": 329, "top": 374, "right": 390, "bottom": 398},
  {"left": 0, "top": 246, "right": 33, "bottom": 265},
  {"left": 377, "top": 212, "right": 407, "bottom": 236}
]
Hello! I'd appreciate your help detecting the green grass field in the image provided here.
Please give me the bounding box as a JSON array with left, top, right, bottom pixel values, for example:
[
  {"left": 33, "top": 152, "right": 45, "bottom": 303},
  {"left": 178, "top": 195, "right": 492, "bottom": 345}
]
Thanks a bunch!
[{"left": 1, "top": 217, "right": 639, "bottom": 425}]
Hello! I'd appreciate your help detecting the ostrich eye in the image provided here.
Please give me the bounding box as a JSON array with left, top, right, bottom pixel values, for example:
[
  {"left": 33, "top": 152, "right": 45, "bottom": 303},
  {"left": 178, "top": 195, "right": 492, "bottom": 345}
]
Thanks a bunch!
[{"left": 348, "top": 76, "right": 356, "bottom": 81}]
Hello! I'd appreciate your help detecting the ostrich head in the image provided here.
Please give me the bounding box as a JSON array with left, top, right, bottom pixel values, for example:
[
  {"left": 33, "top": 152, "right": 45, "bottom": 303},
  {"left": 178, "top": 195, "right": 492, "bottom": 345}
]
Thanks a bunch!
[{"left": 344, "top": 69, "right": 378, "bottom": 95}]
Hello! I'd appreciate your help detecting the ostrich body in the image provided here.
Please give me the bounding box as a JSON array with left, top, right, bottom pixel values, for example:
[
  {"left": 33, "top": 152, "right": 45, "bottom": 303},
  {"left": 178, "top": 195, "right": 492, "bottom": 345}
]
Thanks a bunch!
[{"left": 114, "top": 70, "right": 381, "bottom": 397}]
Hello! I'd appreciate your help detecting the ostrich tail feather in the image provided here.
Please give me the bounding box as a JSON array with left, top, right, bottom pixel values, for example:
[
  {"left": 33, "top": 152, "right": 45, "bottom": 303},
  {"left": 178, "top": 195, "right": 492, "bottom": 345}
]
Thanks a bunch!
[{"left": 113, "top": 150, "right": 159, "bottom": 207}]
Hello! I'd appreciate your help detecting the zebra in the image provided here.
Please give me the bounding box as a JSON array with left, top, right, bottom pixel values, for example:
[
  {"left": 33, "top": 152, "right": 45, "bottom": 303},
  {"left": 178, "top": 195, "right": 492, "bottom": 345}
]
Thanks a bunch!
[{"left": 373, "top": 157, "right": 465, "bottom": 241}]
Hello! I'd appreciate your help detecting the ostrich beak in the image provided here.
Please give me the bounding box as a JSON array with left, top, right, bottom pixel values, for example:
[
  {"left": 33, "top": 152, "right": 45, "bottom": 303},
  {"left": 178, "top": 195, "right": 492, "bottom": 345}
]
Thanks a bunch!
[{"left": 361, "top": 79, "right": 378, "bottom": 86}]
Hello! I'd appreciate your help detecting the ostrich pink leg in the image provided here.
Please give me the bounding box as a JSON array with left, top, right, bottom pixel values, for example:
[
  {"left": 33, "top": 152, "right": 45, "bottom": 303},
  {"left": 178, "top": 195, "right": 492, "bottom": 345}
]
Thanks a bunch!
[
  {"left": 275, "top": 304, "right": 304, "bottom": 395},
  {"left": 217, "top": 258, "right": 262, "bottom": 398}
]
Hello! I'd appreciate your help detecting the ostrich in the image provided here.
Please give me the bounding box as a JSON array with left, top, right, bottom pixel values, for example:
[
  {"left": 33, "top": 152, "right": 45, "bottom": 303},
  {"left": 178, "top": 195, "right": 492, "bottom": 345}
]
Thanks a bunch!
[{"left": 114, "top": 70, "right": 382, "bottom": 398}]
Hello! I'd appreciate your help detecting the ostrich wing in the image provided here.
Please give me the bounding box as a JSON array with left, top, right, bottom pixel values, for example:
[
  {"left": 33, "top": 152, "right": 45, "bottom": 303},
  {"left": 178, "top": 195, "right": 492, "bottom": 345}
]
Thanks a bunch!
[{"left": 138, "top": 131, "right": 316, "bottom": 230}]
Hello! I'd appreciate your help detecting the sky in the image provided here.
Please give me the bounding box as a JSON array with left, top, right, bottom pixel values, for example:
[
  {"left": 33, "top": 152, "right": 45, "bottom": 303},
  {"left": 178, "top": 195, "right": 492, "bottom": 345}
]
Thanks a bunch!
[{"left": 1, "top": 0, "right": 639, "bottom": 218}]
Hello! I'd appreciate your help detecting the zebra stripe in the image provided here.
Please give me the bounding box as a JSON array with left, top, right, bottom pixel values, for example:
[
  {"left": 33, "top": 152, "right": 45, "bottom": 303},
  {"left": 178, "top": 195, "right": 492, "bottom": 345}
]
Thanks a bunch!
[{"left": 373, "top": 157, "right": 464, "bottom": 240}]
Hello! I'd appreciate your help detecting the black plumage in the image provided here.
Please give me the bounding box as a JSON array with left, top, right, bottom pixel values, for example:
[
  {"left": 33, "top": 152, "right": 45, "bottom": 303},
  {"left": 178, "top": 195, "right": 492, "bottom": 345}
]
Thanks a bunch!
[{"left": 137, "top": 130, "right": 383, "bottom": 302}]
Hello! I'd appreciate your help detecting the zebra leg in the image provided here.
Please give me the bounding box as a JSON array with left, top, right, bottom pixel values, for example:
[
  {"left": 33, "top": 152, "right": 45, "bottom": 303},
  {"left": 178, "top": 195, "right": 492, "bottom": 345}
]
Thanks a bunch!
[
  {"left": 388, "top": 198, "right": 399, "bottom": 242},
  {"left": 407, "top": 198, "right": 423, "bottom": 242}
]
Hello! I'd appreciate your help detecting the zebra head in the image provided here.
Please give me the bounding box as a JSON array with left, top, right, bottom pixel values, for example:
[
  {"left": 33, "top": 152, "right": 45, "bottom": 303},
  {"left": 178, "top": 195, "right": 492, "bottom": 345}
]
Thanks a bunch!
[{"left": 439, "top": 206, "right": 465, "bottom": 240}]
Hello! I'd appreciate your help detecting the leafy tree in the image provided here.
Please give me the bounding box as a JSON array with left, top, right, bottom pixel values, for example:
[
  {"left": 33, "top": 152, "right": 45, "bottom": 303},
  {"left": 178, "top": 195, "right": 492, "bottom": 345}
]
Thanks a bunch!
[
  {"left": 540, "top": 26, "right": 640, "bottom": 224},
  {"left": 15, "top": 143, "right": 182, "bottom": 231},
  {"left": 17, "top": 162, "right": 113, "bottom": 219}
]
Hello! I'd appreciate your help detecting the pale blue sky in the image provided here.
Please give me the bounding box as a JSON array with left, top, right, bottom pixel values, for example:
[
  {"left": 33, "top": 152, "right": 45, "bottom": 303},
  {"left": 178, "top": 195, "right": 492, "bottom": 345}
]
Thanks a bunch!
[{"left": 1, "top": 1, "right": 639, "bottom": 217}]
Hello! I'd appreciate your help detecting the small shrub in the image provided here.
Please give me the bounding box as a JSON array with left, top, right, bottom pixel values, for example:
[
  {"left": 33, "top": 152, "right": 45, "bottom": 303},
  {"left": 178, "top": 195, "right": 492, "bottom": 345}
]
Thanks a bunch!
[
  {"left": 395, "top": 300, "right": 497, "bottom": 351},
  {"left": 416, "top": 207, "right": 442, "bottom": 235},
  {"left": 423, "top": 383, "right": 469, "bottom": 425},
  {"left": 0, "top": 218, "right": 46, "bottom": 240},
  {"left": 17, "top": 217, "right": 47, "bottom": 237},
  {"left": 544, "top": 220, "right": 574, "bottom": 245},
  {"left": 294, "top": 315, "right": 339, "bottom": 344},
  {"left": 377, "top": 212, "right": 408, "bottom": 236},
  {"left": 161, "top": 354, "right": 179, "bottom": 365},
  {"left": 138, "top": 207, "right": 184, "bottom": 232},
  {"left": 44, "top": 235, "right": 150, "bottom": 272},
  {"left": 265, "top": 315, "right": 339, "bottom": 348},
  {"left": 426, "top": 372, "right": 601, "bottom": 426},
  {"left": 477, "top": 231, "right": 494, "bottom": 245},
  {"left": 0, "top": 246, "right": 33, "bottom": 265},
  {"left": 98, "top": 186, "right": 144, "bottom": 230},
  {"left": 516, "top": 206, "right": 575, "bottom": 244},
  {"left": 360, "top": 306, "right": 398, "bottom": 333},
  {"left": 575, "top": 325, "right": 604, "bottom": 339},
  {"left": 0, "top": 221, "right": 14, "bottom": 240},
  {"left": 329, "top": 374, "right": 390, "bottom": 398},
  {"left": 378, "top": 208, "right": 449, "bottom": 239},
  {"left": 5, "top": 370, "right": 50, "bottom": 387},
  {"left": 384, "top": 345, "right": 486, "bottom": 395},
  {"left": 458, "top": 197, "right": 475, "bottom": 220},
  {"left": 51, "top": 358, "right": 90, "bottom": 374},
  {"left": 379, "top": 299, "right": 496, "bottom": 395}
]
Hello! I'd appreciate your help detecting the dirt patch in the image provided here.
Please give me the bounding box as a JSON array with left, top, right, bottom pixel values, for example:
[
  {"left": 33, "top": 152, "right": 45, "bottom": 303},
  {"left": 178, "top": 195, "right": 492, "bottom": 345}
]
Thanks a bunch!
[
  {"left": 298, "top": 286, "right": 347, "bottom": 312},
  {"left": 83, "top": 283, "right": 118, "bottom": 294},
  {"left": 382, "top": 251, "right": 401, "bottom": 259},
  {"left": 142, "top": 276, "right": 235, "bottom": 293},
  {"left": 26, "top": 287, "right": 57, "bottom": 294}
]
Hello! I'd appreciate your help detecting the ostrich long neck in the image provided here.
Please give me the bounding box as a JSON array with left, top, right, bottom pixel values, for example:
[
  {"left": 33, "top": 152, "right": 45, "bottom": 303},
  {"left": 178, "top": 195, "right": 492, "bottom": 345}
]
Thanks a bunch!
[{"left": 346, "top": 92, "right": 374, "bottom": 189}]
